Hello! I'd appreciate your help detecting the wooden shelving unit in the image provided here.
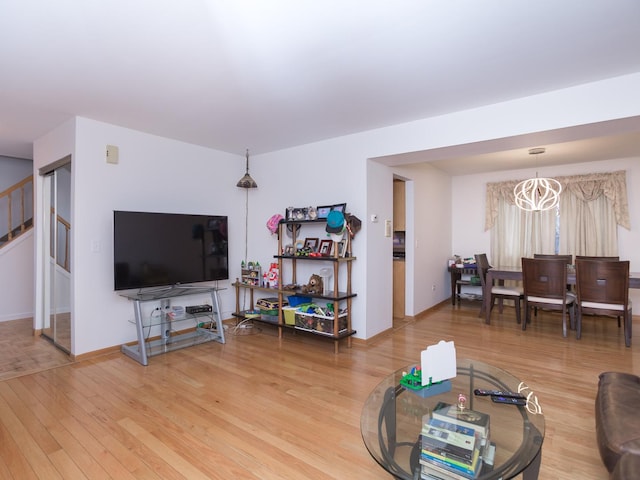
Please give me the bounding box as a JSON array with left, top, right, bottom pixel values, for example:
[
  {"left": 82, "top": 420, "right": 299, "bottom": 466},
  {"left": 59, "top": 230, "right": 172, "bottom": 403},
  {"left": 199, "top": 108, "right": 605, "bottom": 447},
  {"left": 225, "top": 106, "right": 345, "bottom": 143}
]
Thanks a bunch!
[{"left": 233, "top": 219, "right": 356, "bottom": 353}]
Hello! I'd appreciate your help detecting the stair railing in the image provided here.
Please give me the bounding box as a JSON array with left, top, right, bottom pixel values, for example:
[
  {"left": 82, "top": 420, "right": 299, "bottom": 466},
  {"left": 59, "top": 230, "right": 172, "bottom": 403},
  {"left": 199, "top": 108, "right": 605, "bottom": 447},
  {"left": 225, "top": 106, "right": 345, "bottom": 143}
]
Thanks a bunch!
[
  {"left": 0, "top": 175, "right": 33, "bottom": 245},
  {"left": 51, "top": 207, "right": 71, "bottom": 272}
]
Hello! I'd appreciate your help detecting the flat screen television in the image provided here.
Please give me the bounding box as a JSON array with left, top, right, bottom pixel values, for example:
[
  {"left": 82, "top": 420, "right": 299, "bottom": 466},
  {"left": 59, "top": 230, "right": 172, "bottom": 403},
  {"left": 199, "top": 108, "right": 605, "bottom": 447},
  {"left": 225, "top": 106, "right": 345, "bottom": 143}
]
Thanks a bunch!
[{"left": 113, "top": 210, "right": 228, "bottom": 291}]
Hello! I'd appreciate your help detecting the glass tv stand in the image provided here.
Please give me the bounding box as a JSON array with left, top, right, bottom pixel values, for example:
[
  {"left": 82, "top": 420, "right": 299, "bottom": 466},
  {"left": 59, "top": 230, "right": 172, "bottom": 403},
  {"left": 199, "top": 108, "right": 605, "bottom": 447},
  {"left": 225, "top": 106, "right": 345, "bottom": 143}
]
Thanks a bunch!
[{"left": 120, "top": 285, "right": 226, "bottom": 366}]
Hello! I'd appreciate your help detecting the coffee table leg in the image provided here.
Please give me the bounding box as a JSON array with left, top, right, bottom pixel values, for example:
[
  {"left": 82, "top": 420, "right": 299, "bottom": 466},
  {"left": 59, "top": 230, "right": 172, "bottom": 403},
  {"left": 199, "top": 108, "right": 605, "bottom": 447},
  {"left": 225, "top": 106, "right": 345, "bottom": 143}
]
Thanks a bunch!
[{"left": 522, "top": 447, "right": 542, "bottom": 480}]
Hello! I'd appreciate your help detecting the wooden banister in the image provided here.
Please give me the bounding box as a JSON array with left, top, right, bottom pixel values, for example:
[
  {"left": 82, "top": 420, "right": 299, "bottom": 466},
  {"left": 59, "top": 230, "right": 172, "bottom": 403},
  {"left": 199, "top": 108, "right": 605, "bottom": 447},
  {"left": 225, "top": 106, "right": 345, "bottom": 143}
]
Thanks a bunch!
[
  {"left": 0, "top": 175, "right": 33, "bottom": 245},
  {"left": 50, "top": 207, "right": 71, "bottom": 272}
]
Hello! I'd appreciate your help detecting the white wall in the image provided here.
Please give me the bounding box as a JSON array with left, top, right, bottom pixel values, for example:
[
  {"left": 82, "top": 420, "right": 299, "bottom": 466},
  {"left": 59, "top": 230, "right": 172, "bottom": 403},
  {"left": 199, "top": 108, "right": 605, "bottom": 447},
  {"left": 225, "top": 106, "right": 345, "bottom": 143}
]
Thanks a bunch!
[
  {"left": 391, "top": 163, "right": 453, "bottom": 317},
  {"left": 32, "top": 118, "right": 245, "bottom": 355},
  {"left": 0, "top": 155, "right": 32, "bottom": 190},
  {"left": 30, "top": 72, "right": 640, "bottom": 355},
  {"left": 451, "top": 157, "right": 640, "bottom": 306},
  {"left": 0, "top": 156, "right": 34, "bottom": 322},
  {"left": 0, "top": 231, "right": 34, "bottom": 321}
]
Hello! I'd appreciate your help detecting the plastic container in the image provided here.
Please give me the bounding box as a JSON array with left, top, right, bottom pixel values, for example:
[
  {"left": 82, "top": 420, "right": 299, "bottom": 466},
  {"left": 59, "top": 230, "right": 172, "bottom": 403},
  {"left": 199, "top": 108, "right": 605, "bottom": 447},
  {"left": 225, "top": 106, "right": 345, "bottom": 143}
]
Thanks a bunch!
[
  {"left": 294, "top": 311, "right": 347, "bottom": 335},
  {"left": 282, "top": 306, "right": 299, "bottom": 325},
  {"left": 288, "top": 295, "right": 312, "bottom": 307}
]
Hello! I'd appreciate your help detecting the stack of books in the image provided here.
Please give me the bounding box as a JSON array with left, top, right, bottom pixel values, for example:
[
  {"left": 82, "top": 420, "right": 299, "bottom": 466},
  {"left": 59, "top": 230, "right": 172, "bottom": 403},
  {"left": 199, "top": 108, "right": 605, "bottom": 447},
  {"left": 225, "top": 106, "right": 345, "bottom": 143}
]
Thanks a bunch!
[
  {"left": 419, "top": 404, "right": 490, "bottom": 480},
  {"left": 431, "top": 402, "right": 490, "bottom": 440}
]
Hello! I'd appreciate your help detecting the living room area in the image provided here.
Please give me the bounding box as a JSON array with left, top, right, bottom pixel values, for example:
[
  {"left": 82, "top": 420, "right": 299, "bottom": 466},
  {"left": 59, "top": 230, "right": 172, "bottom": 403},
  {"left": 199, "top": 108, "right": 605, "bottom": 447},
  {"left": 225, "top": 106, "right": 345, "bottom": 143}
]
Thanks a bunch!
[{"left": 2, "top": 2, "right": 640, "bottom": 478}]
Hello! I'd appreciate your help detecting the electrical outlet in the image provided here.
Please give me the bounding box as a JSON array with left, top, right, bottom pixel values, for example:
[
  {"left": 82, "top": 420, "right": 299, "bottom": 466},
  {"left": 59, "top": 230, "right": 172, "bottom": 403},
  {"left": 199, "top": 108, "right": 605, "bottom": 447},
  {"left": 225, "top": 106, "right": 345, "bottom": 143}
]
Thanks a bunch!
[{"left": 432, "top": 284, "right": 436, "bottom": 291}]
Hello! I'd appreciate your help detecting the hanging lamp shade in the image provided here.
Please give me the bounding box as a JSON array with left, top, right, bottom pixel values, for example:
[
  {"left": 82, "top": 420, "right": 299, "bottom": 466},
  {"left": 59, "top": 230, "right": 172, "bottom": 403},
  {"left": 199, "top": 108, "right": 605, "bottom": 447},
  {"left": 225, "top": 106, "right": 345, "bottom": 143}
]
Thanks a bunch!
[
  {"left": 513, "top": 147, "right": 561, "bottom": 211},
  {"left": 237, "top": 149, "right": 258, "bottom": 188},
  {"left": 514, "top": 176, "right": 562, "bottom": 211}
]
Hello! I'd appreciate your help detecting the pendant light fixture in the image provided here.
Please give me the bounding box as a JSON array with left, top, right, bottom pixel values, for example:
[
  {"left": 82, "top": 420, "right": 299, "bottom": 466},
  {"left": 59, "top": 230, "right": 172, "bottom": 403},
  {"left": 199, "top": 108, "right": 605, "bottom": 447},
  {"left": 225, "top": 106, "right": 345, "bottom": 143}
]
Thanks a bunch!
[
  {"left": 236, "top": 148, "right": 258, "bottom": 189},
  {"left": 514, "top": 147, "right": 561, "bottom": 211}
]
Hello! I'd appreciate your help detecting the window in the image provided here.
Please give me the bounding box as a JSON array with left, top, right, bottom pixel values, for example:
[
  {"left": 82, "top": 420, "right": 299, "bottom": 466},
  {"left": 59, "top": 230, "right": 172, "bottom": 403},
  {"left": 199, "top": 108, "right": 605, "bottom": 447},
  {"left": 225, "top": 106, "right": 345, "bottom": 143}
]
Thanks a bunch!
[{"left": 485, "top": 171, "right": 629, "bottom": 267}]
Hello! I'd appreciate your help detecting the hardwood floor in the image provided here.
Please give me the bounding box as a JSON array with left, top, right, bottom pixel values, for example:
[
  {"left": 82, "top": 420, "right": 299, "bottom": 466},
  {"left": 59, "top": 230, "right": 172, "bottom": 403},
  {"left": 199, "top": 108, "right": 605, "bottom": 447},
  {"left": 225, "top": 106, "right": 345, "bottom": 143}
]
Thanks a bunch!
[
  {"left": 0, "top": 302, "right": 637, "bottom": 479},
  {"left": 0, "top": 319, "right": 73, "bottom": 382}
]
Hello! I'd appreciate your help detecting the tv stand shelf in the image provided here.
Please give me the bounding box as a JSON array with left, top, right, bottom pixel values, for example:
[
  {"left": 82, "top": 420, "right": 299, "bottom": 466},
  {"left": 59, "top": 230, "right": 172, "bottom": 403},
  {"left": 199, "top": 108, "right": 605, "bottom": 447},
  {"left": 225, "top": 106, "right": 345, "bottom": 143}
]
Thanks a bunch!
[{"left": 120, "top": 285, "right": 225, "bottom": 366}]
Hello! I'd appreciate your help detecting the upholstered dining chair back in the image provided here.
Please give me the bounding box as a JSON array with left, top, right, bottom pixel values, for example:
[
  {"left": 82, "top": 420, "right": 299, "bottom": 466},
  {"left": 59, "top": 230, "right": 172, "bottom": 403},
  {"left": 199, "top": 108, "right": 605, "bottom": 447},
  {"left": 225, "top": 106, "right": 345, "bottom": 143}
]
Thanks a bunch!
[
  {"left": 522, "top": 257, "right": 576, "bottom": 337},
  {"left": 575, "top": 259, "right": 631, "bottom": 347},
  {"left": 575, "top": 255, "right": 620, "bottom": 261},
  {"left": 475, "top": 253, "right": 523, "bottom": 326},
  {"left": 534, "top": 253, "right": 573, "bottom": 265}
]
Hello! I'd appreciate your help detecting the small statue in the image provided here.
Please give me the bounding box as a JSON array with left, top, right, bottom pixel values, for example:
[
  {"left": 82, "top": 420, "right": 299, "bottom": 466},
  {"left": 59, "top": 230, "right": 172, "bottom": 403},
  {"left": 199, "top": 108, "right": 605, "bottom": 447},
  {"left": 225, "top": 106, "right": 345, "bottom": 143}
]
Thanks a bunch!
[{"left": 457, "top": 393, "right": 467, "bottom": 411}]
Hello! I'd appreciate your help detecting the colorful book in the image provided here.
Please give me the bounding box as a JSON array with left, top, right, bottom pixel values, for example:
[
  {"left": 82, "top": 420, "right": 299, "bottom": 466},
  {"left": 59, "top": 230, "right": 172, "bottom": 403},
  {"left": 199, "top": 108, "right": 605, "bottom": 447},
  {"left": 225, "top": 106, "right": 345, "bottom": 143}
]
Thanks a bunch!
[
  {"left": 420, "top": 444, "right": 480, "bottom": 471},
  {"left": 421, "top": 418, "right": 477, "bottom": 460},
  {"left": 431, "top": 402, "right": 490, "bottom": 439},
  {"left": 420, "top": 463, "right": 465, "bottom": 480},
  {"left": 420, "top": 446, "right": 481, "bottom": 479},
  {"left": 421, "top": 439, "right": 475, "bottom": 467}
]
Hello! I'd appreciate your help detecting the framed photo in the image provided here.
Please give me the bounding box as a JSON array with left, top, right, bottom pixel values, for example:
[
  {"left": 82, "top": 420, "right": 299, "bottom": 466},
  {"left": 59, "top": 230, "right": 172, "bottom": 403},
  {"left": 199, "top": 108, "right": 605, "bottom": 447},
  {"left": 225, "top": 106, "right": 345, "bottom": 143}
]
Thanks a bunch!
[
  {"left": 317, "top": 205, "right": 332, "bottom": 219},
  {"left": 303, "top": 237, "right": 319, "bottom": 251},
  {"left": 331, "top": 203, "right": 347, "bottom": 214},
  {"left": 290, "top": 208, "right": 306, "bottom": 221},
  {"left": 337, "top": 240, "right": 347, "bottom": 257},
  {"left": 319, "top": 239, "right": 332, "bottom": 256},
  {"left": 283, "top": 244, "right": 295, "bottom": 256}
]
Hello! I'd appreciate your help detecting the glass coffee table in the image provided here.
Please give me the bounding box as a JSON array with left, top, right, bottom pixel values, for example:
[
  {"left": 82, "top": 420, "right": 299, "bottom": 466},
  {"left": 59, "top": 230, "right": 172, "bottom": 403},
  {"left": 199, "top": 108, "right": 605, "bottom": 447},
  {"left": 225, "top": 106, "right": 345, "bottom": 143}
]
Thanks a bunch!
[{"left": 360, "top": 359, "right": 544, "bottom": 479}]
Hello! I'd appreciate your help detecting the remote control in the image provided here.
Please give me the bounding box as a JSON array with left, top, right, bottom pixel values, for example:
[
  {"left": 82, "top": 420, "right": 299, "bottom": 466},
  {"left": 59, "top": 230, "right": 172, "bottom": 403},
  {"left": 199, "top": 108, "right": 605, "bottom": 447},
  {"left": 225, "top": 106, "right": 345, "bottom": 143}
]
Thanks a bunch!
[
  {"left": 474, "top": 388, "right": 526, "bottom": 399},
  {"left": 491, "top": 395, "right": 527, "bottom": 406}
]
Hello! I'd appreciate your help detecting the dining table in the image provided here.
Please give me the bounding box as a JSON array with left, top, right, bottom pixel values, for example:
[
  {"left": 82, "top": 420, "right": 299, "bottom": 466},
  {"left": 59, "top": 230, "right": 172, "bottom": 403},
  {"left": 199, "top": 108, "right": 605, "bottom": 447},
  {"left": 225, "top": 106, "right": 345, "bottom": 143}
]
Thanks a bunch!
[{"left": 483, "top": 266, "right": 640, "bottom": 324}]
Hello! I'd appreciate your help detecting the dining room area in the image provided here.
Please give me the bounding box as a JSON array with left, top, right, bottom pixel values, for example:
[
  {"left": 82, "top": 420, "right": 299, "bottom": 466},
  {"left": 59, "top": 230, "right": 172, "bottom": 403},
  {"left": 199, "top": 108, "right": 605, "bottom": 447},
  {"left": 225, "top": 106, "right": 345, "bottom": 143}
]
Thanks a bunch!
[{"left": 449, "top": 156, "right": 640, "bottom": 348}]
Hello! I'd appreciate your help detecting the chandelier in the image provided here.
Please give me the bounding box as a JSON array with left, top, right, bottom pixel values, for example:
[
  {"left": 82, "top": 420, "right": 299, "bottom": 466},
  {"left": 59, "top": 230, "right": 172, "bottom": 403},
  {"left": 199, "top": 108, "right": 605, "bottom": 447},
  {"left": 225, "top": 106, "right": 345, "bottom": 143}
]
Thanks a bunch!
[{"left": 514, "top": 148, "right": 561, "bottom": 211}]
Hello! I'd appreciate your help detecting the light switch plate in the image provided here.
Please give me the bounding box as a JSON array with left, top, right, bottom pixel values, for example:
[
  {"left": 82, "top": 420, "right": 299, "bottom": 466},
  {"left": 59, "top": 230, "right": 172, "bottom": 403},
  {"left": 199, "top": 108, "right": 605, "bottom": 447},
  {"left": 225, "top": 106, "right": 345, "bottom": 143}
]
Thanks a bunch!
[
  {"left": 384, "top": 219, "right": 392, "bottom": 237},
  {"left": 106, "top": 144, "right": 119, "bottom": 164}
]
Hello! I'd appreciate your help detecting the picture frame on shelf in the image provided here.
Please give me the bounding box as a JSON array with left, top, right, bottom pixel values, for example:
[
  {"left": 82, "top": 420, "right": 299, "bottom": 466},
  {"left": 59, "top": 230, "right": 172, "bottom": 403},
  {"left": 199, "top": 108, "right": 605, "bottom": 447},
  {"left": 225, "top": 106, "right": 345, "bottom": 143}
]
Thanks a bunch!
[
  {"left": 317, "top": 205, "right": 332, "bottom": 219},
  {"left": 290, "top": 207, "right": 306, "bottom": 221},
  {"left": 331, "top": 203, "right": 347, "bottom": 214},
  {"left": 283, "top": 244, "right": 295, "bottom": 256},
  {"left": 319, "top": 239, "right": 332, "bottom": 256},
  {"left": 337, "top": 240, "right": 347, "bottom": 257},
  {"left": 303, "top": 237, "right": 319, "bottom": 251}
]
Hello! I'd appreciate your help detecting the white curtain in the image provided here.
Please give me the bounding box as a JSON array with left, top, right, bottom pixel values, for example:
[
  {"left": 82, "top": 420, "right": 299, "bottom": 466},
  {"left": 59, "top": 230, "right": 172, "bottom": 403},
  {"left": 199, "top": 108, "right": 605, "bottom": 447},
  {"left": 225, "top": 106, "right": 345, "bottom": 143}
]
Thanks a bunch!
[
  {"left": 490, "top": 200, "right": 556, "bottom": 267},
  {"left": 486, "top": 171, "right": 629, "bottom": 266}
]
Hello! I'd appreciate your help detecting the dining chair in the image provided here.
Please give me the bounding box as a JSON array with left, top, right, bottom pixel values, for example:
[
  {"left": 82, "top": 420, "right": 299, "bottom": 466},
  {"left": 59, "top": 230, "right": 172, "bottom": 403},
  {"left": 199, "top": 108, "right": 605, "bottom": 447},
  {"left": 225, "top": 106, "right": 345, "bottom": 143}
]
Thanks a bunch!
[
  {"left": 475, "top": 253, "right": 523, "bottom": 325},
  {"left": 575, "top": 255, "right": 620, "bottom": 261},
  {"left": 574, "top": 257, "right": 623, "bottom": 325},
  {"left": 521, "top": 257, "right": 576, "bottom": 337},
  {"left": 532, "top": 254, "right": 573, "bottom": 314},
  {"left": 575, "top": 259, "right": 632, "bottom": 347},
  {"left": 534, "top": 253, "right": 573, "bottom": 264},
  {"left": 454, "top": 273, "right": 472, "bottom": 306}
]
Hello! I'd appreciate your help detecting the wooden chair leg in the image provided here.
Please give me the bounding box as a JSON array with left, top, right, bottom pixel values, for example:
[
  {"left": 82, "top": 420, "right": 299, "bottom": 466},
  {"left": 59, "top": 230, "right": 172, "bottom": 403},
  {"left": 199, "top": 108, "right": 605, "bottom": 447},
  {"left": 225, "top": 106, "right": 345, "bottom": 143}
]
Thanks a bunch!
[{"left": 624, "top": 310, "right": 632, "bottom": 347}]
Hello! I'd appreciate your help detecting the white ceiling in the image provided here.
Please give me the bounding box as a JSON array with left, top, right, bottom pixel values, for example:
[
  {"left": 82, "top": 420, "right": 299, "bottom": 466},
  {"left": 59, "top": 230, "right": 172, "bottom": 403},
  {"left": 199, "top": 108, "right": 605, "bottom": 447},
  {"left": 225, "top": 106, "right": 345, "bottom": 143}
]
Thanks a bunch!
[{"left": 1, "top": 0, "right": 640, "bottom": 173}]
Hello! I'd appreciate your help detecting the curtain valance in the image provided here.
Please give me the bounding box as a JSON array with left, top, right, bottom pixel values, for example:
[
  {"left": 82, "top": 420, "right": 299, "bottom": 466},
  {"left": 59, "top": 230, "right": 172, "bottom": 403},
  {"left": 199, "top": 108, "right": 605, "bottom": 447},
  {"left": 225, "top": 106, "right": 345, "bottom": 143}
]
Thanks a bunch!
[{"left": 485, "top": 170, "right": 629, "bottom": 231}]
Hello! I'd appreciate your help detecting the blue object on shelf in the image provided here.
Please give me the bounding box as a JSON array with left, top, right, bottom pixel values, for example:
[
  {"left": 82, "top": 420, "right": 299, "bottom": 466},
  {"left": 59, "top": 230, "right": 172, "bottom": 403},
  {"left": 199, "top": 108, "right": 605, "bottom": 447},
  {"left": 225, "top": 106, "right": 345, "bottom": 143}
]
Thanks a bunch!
[{"left": 288, "top": 295, "right": 312, "bottom": 307}]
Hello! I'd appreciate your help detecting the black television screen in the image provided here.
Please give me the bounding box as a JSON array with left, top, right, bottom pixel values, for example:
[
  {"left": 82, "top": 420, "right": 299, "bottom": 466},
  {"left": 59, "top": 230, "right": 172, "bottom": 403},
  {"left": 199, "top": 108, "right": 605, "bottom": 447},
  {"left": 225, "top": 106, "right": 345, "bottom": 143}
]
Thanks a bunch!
[{"left": 113, "top": 211, "right": 228, "bottom": 291}]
